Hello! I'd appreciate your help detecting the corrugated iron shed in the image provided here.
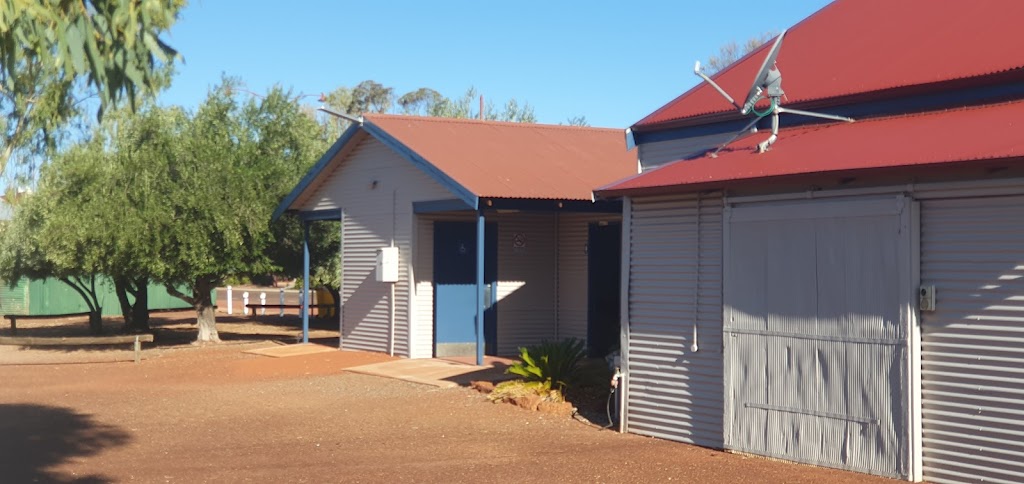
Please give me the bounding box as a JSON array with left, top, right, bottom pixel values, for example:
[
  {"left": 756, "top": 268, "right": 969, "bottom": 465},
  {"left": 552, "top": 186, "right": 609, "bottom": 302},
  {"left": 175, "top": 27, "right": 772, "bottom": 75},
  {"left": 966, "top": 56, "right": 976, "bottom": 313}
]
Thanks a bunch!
[
  {"left": 635, "top": 0, "right": 1024, "bottom": 128},
  {"left": 363, "top": 114, "right": 637, "bottom": 201},
  {"left": 600, "top": 99, "right": 1024, "bottom": 197}
]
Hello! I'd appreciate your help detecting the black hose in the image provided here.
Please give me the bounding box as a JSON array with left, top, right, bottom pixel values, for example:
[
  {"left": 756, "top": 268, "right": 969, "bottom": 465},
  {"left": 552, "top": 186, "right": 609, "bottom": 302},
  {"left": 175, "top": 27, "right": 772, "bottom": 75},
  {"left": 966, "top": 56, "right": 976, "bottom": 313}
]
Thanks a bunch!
[{"left": 604, "top": 388, "right": 615, "bottom": 428}]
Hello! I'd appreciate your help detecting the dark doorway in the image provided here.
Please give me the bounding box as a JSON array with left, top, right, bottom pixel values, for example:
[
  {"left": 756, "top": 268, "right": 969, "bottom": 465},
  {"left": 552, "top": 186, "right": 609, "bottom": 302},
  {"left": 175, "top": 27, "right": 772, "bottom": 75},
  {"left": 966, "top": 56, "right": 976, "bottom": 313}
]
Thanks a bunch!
[
  {"left": 587, "top": 222, "right": 621, "bottom": 358},
  {"left": 433, "top": 221, "right": 498, "bottom": 357}
]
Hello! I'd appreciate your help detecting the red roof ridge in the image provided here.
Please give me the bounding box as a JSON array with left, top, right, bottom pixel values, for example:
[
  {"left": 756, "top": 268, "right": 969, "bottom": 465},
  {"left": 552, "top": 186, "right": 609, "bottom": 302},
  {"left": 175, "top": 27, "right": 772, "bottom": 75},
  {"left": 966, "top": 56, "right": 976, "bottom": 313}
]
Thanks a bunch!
[
  {"left": 363, "top": 112, "right": 625, "bottom": 133},
  {"left": 634, "top": 0, "right": 1024, "bottom": 129}
]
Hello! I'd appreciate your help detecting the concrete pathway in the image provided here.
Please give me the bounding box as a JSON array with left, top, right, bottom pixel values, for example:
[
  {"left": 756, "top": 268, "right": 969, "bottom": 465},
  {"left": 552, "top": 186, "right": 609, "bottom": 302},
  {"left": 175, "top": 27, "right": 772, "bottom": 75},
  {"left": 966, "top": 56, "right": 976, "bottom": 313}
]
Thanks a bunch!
[{"left": 347, "top": 357, "right": 515, "bottom": 388}]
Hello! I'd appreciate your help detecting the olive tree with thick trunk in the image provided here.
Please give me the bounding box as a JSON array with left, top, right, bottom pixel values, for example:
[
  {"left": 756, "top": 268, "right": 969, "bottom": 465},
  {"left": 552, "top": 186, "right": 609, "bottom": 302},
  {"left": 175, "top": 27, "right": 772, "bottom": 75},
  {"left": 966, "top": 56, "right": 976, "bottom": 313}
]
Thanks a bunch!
[{"left": 157, "top": 80, "right": 328, "bottom": 342}]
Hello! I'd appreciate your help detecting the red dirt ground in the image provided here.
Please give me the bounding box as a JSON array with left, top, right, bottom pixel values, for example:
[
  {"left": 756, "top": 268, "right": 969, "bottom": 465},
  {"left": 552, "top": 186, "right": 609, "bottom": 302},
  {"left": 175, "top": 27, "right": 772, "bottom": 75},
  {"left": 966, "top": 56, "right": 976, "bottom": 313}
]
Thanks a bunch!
[{"left": 0, "top": 313, "right": 897, "bottom": 483}]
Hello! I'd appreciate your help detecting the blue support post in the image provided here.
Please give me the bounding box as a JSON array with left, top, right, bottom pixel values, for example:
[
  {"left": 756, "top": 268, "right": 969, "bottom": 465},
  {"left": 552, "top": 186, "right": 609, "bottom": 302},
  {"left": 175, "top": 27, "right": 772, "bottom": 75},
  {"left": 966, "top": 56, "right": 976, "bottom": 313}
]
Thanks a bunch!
[
  {"left": 475, "top": 212, "right": 485, "bottom": 366},
  {"left": 302, "top": 220, "right": 310, "bottom": 344}
]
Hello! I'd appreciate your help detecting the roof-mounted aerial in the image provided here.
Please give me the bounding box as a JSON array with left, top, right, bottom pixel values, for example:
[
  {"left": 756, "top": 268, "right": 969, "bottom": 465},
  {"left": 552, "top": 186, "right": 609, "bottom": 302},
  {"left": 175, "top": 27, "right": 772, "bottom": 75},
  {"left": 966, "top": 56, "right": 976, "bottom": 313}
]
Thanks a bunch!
[{"left": 694, "top": 29, "right": 854, "bottom": 156}]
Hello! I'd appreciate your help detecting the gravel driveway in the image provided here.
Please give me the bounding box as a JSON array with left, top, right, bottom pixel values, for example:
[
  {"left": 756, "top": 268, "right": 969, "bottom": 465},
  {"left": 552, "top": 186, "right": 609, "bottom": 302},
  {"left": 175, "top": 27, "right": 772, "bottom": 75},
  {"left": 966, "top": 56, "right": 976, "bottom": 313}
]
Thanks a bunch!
[{"left": 0, "top": 343, "right": 894, "bottom": 483}]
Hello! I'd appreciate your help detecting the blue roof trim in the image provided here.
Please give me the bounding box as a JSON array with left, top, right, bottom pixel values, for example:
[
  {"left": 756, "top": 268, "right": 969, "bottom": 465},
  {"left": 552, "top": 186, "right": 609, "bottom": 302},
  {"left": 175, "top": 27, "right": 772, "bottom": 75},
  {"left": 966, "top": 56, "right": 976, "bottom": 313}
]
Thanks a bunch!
[
  {"left": 272, "top": 123, "right": 363, "bottom": 221},
  {"left": 299, "top": 209, "right": 342, "bottom": 222},
  {"left": 362, "top": 121, "right": 479, "bottom": 210}
]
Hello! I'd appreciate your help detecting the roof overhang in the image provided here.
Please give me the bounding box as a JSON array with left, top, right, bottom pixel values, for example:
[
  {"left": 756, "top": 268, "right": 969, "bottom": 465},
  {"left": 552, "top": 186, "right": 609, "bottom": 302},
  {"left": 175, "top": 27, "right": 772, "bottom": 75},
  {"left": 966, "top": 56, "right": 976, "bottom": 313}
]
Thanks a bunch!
[{"left": 600, "top": 100, "right": 1024, "bottom": 198}]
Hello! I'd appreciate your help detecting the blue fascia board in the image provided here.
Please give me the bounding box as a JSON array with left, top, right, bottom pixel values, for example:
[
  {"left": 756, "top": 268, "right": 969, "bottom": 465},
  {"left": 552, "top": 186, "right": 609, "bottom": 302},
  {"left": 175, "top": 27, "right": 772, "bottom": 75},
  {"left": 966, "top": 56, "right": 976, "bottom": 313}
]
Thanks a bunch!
[
  {"left": 299, "top": 210, "right": 342, "bottom": 222},
  {"left": 362, "top": 121, "right": 479, "bottom": 210},
  {"left": 634, "top": 80, "right": 1024, "bottom": 151},
  {"left": 272, "top": 123, "right": 363, "bottom": 222},
  {"left": 413, "top": 199, "right": 474, "bottom": 213},
  {"left": 483, "top": 197, "right": 622, "bottom": 213}
]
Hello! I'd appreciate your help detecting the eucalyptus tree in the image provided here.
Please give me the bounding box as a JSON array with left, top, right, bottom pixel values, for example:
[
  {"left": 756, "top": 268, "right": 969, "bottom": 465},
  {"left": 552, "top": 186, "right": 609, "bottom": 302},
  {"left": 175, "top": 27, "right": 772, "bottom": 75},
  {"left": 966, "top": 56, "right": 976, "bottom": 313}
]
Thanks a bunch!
[{"left": 0, "top": 0, "right": 184, "bottom": 177}]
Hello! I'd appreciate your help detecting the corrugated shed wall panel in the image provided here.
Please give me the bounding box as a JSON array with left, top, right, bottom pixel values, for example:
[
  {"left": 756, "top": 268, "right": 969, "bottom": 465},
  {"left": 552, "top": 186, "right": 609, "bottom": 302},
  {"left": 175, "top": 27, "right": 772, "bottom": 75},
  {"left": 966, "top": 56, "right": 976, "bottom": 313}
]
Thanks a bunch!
[
  {"left": 920, "top": 196, "right": 1024, "bottom": 484},
  {"left": 556, "top": 213, "right": 621, "bottom": 344},
  {"left": 625, "top": 192, "right": 724, "bottom": 448},
  {"left": 311, "top": 137, "right": 453, "bottom": 356},
  {"left": 495, "top": 214, "right": 557, "bottom": 356},
  {"left": 724, "top": 197, "right": 908, "bottom": 478}
]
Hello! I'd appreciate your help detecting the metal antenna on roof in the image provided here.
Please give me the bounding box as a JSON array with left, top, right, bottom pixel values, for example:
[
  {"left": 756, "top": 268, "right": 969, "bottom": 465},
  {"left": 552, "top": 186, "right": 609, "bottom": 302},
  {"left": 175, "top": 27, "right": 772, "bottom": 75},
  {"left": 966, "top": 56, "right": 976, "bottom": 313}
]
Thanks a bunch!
[{"left": 694, "top": 29, "right": 854, "bottom": 156}]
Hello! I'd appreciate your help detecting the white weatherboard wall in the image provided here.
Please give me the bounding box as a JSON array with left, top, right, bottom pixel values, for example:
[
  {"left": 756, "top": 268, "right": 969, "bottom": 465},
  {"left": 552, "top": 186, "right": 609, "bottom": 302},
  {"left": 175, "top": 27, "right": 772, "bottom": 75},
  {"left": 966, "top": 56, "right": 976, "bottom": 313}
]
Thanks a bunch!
[
  {"left": 919, "top": 195, "right": 1024, "bottom": 484},
  {"left": 494, "top": 213, "right": 558, "bottom": 355},
  {"left": 723, "top": 196, "right": 913, "bottom": 478},
  {"left": 297, "top": 136, "right": 453, "bottom": 357},
  {"left": 623, "top": 193, "right": 724, "bottom": 447}
]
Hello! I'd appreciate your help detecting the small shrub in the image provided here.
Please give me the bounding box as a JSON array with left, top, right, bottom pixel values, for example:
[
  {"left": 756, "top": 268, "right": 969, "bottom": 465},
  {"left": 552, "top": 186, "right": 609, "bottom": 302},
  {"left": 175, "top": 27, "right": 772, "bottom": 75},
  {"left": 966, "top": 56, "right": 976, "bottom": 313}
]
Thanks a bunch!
[{"left": 507, "top": 338, "right": 586, "bottom": 392}]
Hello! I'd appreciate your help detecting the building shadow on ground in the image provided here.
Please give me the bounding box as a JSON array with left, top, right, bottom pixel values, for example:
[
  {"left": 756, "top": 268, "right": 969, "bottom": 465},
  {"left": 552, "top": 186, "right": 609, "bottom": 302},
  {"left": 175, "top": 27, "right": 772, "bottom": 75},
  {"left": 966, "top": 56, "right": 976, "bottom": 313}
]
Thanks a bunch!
[{"left": 0, "top": 404, "right": 130, "bottom": 483}]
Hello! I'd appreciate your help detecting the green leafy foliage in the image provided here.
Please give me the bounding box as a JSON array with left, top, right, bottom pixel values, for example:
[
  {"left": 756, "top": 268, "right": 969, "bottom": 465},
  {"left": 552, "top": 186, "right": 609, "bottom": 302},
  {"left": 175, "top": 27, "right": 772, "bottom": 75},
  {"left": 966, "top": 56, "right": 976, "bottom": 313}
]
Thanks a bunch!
[
  {"left": 507, "top": 338, "right": 587, "bottom": 391},
  {"left": 0, "top": 78, "right": 330, "bottom": 340},
  {"left": 0, "top": 0, "right": 184, "bottom": 177}
]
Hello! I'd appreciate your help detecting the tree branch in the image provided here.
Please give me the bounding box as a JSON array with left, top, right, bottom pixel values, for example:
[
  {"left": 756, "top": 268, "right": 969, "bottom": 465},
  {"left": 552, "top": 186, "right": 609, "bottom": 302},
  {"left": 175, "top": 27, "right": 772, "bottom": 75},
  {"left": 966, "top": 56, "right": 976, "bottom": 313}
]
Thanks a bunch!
[
  {"left": 165, "top": 284, "right": 196, "bottom": 306},
  {"left": 59, "top": 276, "right": 97, "bottom": 313}
]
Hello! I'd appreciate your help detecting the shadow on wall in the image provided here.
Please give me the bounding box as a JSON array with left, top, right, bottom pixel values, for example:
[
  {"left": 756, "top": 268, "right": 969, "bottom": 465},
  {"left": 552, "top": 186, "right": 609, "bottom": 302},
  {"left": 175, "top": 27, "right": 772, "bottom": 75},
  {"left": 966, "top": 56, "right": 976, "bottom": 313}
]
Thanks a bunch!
[
  {"left": 0, "top": 403, "right": 131, "bottom": 483},
  {"left": 341, "top": 271, "right": 388, "bottom": 342}
]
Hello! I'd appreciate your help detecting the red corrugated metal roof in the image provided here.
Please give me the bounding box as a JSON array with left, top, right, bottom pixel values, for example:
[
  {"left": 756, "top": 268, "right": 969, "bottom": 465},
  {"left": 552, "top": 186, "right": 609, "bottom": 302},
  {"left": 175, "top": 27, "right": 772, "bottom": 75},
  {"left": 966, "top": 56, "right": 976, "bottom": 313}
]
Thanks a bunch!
[
  {"left": 601, "top": 100, "right": 1024, "bottom": 196},
  {"left": 635, "top": 0, "right": 1024, "bottom": 128},
  {"left": 364, "top": 114, "right": 637, "bottom": 201}
]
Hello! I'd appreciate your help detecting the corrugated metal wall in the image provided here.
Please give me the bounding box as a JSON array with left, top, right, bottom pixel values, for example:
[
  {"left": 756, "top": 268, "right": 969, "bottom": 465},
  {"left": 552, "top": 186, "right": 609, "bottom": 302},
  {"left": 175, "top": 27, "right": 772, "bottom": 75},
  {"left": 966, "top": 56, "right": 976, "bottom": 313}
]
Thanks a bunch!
[
  {"left": 637, "top": 132, "right": 736, "bottom": 172},
  {"left": 556, "top": 213, "right": 589, "bottom": 342},
  {"left": 920, "top": 195, "right": 1024, "bottom": 484},
  {"left": 0, "top": 278, "right": 28, "bottom": 314},
  {"left": 494, "top": 213, "right": 558, "bottom": 356},
  {"left": 723, "top": 197, "right": 910, "bottom": 478},
  {"left": 624, "top": 192, "right": 724, "bottom": 448},
  {"left": 299, "top": 136, "right": 452, "bottom": 357}
]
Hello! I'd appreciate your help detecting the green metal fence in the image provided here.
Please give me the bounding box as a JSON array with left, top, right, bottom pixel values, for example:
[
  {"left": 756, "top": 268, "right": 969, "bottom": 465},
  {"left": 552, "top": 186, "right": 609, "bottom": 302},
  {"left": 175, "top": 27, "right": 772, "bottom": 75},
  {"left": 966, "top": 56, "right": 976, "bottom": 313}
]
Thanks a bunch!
[{"left": 0, "top": 277, "right": 192, "bottom": 316}]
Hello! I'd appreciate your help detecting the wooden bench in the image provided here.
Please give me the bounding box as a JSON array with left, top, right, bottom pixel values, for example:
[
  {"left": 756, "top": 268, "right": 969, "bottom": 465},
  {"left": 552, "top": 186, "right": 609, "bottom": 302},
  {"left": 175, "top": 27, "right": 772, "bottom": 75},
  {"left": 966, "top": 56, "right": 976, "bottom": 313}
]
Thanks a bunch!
[
  {"left": 2, "top": 312, "right": 155, "bottom": 363},
  {"left": 4, "top": 311, "right": 92, "bottom": 335},
  {"left": 245, "top": 303, "right": 307, "bottom": 315}
]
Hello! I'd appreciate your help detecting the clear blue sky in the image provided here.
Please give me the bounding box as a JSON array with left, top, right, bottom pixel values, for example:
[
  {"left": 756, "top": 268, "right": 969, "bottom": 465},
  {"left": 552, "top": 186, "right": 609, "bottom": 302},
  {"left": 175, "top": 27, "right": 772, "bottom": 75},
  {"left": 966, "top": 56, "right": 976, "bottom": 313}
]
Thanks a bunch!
[{"left": 159, "top": 1, "right": 832, "bottom": 128}]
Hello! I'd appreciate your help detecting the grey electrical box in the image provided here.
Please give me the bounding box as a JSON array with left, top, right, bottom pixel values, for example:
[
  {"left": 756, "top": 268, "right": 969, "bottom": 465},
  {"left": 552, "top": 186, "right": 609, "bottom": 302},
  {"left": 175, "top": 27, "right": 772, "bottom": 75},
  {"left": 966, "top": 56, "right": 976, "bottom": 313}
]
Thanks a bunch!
[{"left": 919, "top": 285, "right": 936, "bottom": 311}]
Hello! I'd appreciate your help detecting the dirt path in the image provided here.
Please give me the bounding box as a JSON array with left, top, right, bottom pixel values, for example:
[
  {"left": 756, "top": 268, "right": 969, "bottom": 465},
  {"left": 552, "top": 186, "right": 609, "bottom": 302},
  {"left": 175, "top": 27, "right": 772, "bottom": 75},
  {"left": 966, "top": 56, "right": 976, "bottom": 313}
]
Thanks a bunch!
[{"left": 0, "top": 343, "right": 894, "bottom": 484}]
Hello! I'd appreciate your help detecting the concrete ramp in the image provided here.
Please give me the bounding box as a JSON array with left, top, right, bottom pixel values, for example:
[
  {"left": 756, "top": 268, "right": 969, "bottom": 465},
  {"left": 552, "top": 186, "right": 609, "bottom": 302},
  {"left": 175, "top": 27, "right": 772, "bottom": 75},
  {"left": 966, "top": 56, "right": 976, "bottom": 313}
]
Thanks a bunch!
[{"left": 347, "top": 358, "right": 512, "bottom": 388}]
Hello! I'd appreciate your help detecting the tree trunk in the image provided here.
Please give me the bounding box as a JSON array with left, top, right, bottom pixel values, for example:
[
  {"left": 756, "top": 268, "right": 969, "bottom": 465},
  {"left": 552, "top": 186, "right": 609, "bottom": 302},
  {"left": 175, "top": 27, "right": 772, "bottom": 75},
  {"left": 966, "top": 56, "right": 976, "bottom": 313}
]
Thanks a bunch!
[
  {"left": 88, "top": 311, "right": 103, "bottom": 335},
  {"left": 115, "top": 279, "right": 135, "bottom": 330},
  {"left": 115, "top": 277, "right": 151, "bottom": 332},
  {"left": 132, "top": 286, "right": 150, "bottom": 331},
  {"left": 193, "top": 279, "right": 219, "bottom": 343}
]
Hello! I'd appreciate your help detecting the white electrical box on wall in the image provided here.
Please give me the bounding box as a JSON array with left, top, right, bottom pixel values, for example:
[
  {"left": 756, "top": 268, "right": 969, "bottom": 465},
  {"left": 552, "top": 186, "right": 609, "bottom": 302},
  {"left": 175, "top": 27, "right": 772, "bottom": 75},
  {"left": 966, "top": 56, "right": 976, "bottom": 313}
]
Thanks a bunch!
[
  {"left": 919, "top": 285, "right": 936, "bottom": 311},
  {"left": 376, "top": 247, "right": 399, "bottom": 283}
]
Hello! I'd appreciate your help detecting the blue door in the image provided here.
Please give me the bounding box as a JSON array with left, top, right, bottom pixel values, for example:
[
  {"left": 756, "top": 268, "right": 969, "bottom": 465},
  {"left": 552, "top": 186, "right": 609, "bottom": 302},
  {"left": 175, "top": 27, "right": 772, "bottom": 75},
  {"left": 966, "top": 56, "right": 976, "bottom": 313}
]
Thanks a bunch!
[{"left": 433, "top": 221, "right": 497, "bottom": 357}]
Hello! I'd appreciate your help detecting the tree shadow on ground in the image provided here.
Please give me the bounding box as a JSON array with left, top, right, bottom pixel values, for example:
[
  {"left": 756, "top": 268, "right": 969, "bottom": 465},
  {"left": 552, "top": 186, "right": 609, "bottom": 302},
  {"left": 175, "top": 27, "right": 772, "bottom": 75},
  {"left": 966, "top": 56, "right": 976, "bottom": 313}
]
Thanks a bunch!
[
  {"left": 1, "top": 311, "right": 341, "bottom": 352},
  {"left": 0, "top": 404, "right": 130, "bottom": 483}
]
